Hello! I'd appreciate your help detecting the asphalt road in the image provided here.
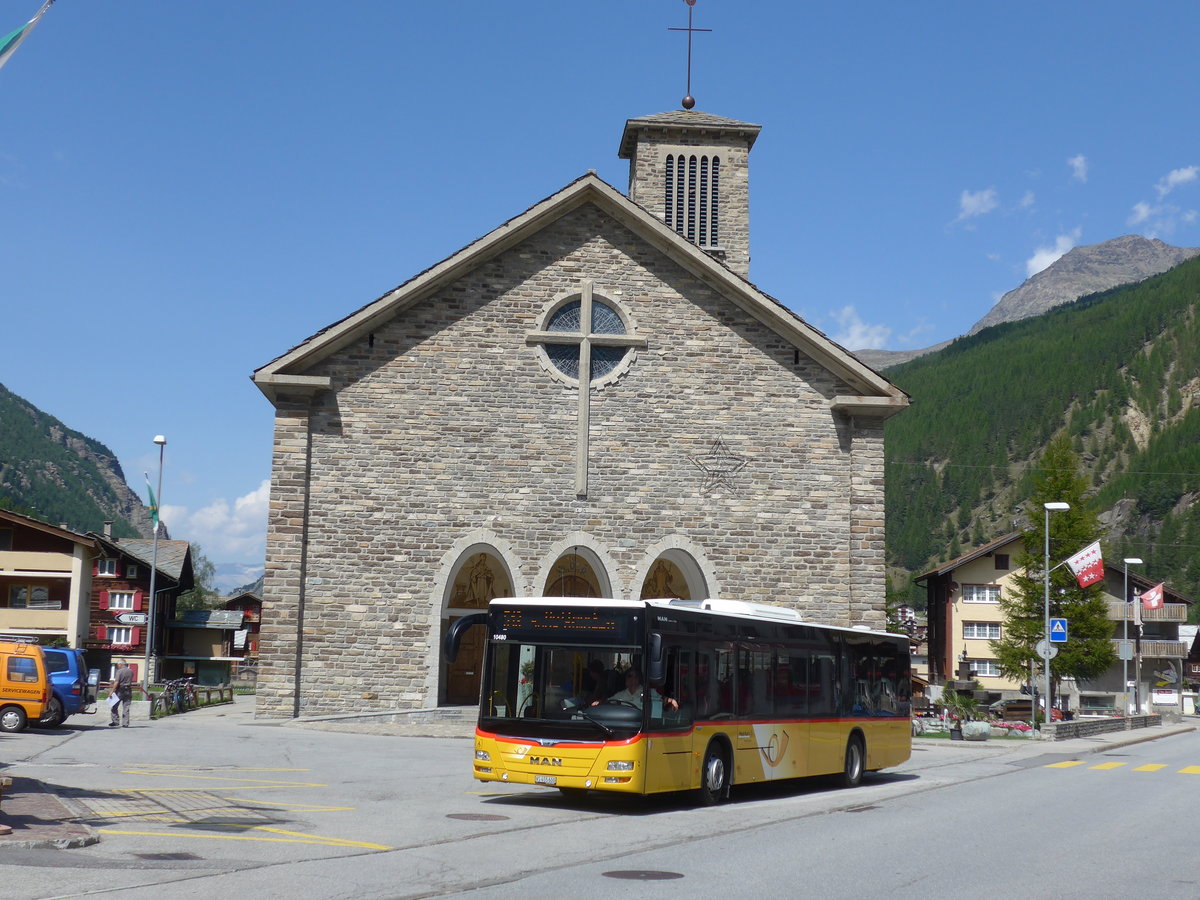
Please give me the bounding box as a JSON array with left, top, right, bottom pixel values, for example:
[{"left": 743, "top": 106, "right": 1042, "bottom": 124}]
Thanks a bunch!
[{"left": 1, "top": 698, "right": 1196, "bottom": 899}]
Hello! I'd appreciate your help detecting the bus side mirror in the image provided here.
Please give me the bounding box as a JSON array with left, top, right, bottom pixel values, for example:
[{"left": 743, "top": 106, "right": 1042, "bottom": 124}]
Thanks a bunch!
[
  {"left": 444, "top": 613, "right": 488, "bottom": 663},
  {"left": 647, "top": 632, "right": 665, "bottom": 686}
]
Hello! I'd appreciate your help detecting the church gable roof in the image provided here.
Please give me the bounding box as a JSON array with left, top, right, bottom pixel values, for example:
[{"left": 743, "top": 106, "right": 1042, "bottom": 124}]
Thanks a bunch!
[{"left": 253, "top": 174, "right": 906, "bottom": 415}]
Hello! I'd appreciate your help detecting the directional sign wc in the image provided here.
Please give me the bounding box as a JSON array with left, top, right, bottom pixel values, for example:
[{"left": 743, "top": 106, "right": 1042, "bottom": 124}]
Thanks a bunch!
[{"left": 1049, "top": 617, "right": 1068, "bottom": 643}]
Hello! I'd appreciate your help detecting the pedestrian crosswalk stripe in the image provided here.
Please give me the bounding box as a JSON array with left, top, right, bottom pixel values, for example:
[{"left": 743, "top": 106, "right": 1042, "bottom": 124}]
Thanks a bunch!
[
  {"left": 1046, "top": 761, "right": 1087, "bottom": 768},
  {"left": 1089, "top": 762, "right": 1125, "bottom": 770},
  {"left": 1180, "top": 766, "right": 1200, "bottom": 775},
  {"left": 1133, "top": 764, "right": 1166, "bottom": 772}
]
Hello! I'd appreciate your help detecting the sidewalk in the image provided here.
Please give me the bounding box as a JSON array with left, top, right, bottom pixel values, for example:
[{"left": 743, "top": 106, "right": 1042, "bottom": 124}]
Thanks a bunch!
[
  {"left": 0, "top": 776, "right": 98, "bottom": 849},
  {"left": 912, "top": 721, "right": 1197, "bottom": 763}
]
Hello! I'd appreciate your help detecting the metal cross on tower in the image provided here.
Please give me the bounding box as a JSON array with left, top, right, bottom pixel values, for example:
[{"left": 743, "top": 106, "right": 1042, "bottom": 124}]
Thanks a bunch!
[{"left": 668, "top": 0, "right": 711, "bottom": 110}]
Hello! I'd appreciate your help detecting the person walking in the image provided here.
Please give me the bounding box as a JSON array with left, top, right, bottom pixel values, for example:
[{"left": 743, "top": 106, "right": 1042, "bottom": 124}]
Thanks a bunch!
[{"left": 109, "top": 662, "right": 134, "bottom": 727}]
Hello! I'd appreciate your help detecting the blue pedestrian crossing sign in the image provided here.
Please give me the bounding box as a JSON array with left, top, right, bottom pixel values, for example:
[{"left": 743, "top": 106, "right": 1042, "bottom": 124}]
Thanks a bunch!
[{"left": 1050, "top": 617, "right": 1068, "bottom": 643}]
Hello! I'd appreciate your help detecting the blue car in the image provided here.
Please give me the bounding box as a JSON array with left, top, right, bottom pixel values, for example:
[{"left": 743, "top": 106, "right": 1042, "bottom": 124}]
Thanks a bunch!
[{"left": 38, "top": 647, "right": 95, "bottom": 728}]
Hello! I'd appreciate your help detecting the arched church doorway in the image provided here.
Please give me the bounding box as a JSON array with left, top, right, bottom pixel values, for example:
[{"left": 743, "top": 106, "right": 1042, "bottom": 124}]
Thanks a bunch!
[
  {"left": 443, "top": 549, "right": 512, "bottom": 706},
  {"left": 542, "top": 550, "right": 607, "bottom": 598}
]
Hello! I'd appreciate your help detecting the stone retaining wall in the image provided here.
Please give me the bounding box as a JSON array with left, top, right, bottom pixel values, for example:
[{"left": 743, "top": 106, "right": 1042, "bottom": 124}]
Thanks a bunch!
[{"left": 1042, "top": 714, "right": 1161, "bottom": 741}]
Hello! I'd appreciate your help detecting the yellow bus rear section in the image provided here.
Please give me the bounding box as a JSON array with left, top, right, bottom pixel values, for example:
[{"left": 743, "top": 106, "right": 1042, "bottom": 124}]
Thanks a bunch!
[{"left": 474, "top": 719, "right": 910, "bottom": 796}]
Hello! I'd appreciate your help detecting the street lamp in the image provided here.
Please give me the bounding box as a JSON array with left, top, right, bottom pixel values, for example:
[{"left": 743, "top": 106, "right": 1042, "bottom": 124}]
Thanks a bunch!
[
  {"left": 142, "top": 435, "right": 166, "bottom": 693},
  {"left": 1122, "top": 557, "right": 1143, "bottom": 723},
  {"left": 1043, "top": 502, "right": 1070, "bottom": 730}
]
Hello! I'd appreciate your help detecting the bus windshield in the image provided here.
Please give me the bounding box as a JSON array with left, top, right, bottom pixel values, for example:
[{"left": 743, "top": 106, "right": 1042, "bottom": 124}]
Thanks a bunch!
[{"left": 481, "top": 641, "right": 645, "bottom": 740}]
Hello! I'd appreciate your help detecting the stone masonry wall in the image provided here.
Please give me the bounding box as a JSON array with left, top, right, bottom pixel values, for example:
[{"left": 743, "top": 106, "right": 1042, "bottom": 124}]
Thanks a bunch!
[{"left": 256, "top": 203, "right": 885, "bottom": 717}]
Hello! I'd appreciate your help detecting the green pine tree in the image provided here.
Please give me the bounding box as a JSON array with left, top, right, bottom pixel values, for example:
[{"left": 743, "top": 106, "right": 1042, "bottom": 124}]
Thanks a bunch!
[{"left": 990, "top": 435, "right": 1116, "bottom": 702}]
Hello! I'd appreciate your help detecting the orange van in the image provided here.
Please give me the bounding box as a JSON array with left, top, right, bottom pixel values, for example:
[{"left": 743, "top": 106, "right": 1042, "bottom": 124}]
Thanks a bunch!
[{"left": 0, "top": 636, "right": 50, "bottom": 732}]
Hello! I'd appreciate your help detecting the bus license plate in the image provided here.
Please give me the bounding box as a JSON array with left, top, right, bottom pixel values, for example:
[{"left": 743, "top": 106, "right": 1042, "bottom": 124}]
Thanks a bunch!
[{"left": 534, "top": 775, "right": 557, "bottom": 786}]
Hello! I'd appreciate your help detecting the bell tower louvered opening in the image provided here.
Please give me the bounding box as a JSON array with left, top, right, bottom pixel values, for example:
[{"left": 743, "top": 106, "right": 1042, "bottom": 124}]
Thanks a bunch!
[{"left": 619, "top": 110, "right": 761, "bottom": 279}]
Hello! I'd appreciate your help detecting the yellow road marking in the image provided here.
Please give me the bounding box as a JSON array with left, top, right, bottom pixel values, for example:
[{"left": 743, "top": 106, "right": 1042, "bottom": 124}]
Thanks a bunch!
[
  {"left": 220, "top": 797, "right": 354, "bottom": 812},
  {"left": 1089, "top": 762, "right": 1125, "bottom": 770},
  {"left": 121, "top": 772, "right": 326, "bottom": 789},
  {"left": 99, "top": 827, "right": 392, "bottom": 850},
  {"left": 1046, "top": 761, "right": 1086, "bottom": 768},
  {"left": 1134, "top": 764, "right": 1166, "bottom": 772},
  {"left": 128, "top": 765, "right": 312, "bottom": 772},
  {"left": 1179, "top": 766, "right": 1200, "bottom": 775}
]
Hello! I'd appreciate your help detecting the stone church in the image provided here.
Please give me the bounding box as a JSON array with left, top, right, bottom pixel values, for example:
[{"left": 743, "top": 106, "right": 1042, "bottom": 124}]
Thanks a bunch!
[{"left": 252, "top": 109, "right": 908, "bottom": 718}]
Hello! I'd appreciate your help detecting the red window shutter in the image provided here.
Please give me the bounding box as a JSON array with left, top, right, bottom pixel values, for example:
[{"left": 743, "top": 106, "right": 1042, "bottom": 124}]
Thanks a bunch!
[
  {"left": 93, "top": 561, "right": 99, "bottom": 576},
  {"left": 130, "top": 628, "right": 141, "bottom": 646},
  {"left": 133, "top": 591, "right": 143, "bottom": 611},
  {"left": 96, "top": 625, "right": 107, "bottom": 641},
  {"left": 129, "top": 664, "right": 138, "bottom": 680},
  {"left": 99, "top": 591, "right": 109, "bottom": 610}
]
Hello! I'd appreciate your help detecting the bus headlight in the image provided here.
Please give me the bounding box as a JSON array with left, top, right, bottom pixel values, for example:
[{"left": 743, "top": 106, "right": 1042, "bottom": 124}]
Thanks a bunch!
[
  {"left": 475, "top": 750, "right": 491, "bottom": 761},
  {"left": 607, "top": 760, "right": 634, "bottom": 771}
]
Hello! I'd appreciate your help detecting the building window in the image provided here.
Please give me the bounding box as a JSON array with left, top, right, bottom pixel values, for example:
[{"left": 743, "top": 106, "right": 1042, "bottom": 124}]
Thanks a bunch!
[
  {"left": 967, "top": 659, "right": 1002, "bottom": 678},
  {"left": 126, "top": 564, "right": 139, "bottom": 579},
  {"left": 994, "top": 554, "right": 1010, "bottom": 571},
  {"left": 7, "top": 584, "right": 58, "bottom": 609},
  {"left": 108, "top": 627, "right": 132, "bottom": 645},
  {"left": 109, "top": 592, "right": 135, "bottom": 611},
  {"left": 0, "top": 529, "right": 12, "bottom": 551},
  {"left": 97, "top": 559, "right": 118, "bottom": 576},
  {"left": 961, "top": 584, "right": 1000, "bottom": 604},
  {"left": 963, "top": 622, "right": 1001, "bottom": 640}
]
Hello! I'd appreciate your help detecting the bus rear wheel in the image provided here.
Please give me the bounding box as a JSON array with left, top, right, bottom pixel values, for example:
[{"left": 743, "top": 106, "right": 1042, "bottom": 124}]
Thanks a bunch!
[
  {"left": 698, "top": 742, "right": 729, "bottom": 805},
  {"left": 841, "top": 735, "right": 865, "bottom": 788}
]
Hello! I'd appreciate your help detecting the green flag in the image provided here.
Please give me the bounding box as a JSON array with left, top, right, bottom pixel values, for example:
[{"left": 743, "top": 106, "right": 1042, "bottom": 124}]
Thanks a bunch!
[
  {"left": 0, "top": 1, "right": 55, "bottom": 73},
  {"left": 144, "top": 473, "right": 159, "bottom": 532}
]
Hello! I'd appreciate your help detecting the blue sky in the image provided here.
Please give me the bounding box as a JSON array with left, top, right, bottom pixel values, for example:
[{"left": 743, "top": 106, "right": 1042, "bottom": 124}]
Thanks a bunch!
[{"left": 2, "top": 2, "right": 1197, "bottom": 581}]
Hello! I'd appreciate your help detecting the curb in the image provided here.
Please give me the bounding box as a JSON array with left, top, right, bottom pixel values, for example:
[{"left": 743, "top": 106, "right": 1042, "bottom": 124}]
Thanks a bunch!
[{"left": 0, "top": 778, "right": 100, "bottom": 851}]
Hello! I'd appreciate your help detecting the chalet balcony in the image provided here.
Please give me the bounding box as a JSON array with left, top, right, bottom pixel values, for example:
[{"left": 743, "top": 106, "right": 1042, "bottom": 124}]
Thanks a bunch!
[
  {"left": 1112, "top": 638, "right": 1189, "bottom": 658},
  {"left": 1105, "top": 602, "right": 1186, "bottom": 623}
]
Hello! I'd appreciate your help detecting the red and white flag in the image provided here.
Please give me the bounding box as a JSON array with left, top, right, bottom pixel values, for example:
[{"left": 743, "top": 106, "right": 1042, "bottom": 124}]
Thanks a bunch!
[
  {"left": 1140, "top": 583, "right": 1165, "bottom": 610},
  {"left": 1065, "top": 541, "right": 1105, "bottom": 588}
]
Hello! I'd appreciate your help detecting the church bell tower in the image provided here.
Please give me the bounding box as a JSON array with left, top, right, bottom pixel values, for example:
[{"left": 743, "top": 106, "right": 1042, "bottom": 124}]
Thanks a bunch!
[{"left": 618, "top": 111, "right": 761, "bottom": 279}]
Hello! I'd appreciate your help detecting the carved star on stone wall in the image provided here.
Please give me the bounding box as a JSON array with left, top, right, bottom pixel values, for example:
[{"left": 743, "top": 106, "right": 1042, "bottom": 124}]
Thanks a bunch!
[{"left": 690, "top": 438, "right": 747, "bottom": 494}]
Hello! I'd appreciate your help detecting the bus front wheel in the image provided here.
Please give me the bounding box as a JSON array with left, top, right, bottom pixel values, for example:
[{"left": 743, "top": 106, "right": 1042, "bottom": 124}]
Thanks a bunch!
[
  {"left": 698, "top": 742, "right": 729, "bottom": 805},
  {"left": 841, "top": 735, "right": 864, "bottom": 788}
]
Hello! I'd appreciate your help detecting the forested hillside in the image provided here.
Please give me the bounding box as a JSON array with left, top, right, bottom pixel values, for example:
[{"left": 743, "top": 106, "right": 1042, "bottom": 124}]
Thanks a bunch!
[
  {"left": 0, "top": 382, "right": 152, "bottom": 537},
  {"left": 885, "top": 256, "right": 1200, "bottom": 609}
]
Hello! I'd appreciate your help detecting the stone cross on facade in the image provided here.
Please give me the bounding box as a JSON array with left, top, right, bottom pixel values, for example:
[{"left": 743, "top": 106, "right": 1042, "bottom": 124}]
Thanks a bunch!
[{"left": 526, "top": 280, "right": 646, "bottom": 497}]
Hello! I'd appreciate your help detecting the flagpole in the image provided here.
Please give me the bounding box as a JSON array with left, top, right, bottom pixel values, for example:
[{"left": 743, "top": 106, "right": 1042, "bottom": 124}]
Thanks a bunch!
[{"left": 142, "top": 436, "right": 167, "bottom": 694}]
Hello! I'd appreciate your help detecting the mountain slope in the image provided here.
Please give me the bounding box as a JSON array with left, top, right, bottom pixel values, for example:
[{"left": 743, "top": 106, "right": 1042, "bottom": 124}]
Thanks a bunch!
[
  {"left": 0, "top": 382, "right": 156, "bottom": 538},
  {"left": 968, "top": 235, "right": 1200, "bottom": 335},
  {"left": 857, "top": 235, "right": 1200, "bottom": 370},
  {"left": 885, "top": 256, "right": 1200, "bottom": 607}
]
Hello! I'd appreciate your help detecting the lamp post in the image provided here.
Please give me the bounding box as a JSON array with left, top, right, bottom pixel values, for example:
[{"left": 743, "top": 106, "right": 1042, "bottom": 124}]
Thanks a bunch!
[
  {"left": 1043, "top": 502, "right": 1070, "bottom": 729},
  {"left": 142, "top": 435, "right": 166, "bottom": 693},
  {"left": 1122, "top": 557, "right": 1143, "bottom": 722}
]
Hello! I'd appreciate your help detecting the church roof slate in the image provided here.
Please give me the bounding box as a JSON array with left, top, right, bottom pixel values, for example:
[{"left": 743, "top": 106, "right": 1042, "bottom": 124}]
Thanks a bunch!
[
  {"left": 253, "top": 173, "right": 907, "bottom": 415},
  {"left": 617, "top": 110, "right": 762, "bottom": 157}
]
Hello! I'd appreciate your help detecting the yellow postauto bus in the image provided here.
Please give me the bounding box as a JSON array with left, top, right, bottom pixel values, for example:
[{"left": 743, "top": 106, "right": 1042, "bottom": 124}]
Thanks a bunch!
[{"left": 446, "top": 597, "right": 911, "bottom": 804}]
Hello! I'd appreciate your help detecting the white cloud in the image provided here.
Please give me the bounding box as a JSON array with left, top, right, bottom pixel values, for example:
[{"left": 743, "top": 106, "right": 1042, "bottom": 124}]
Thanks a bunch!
[
  {"left": 1018, "top": 191, "right": 1036, "bottom": 209},
  {"left": 1068, "top": 154, "right": 1088, "bottom": 183},
  {"left": 954, "top": 187, "right": 999, "bottom": 224},
  {"left": 159, "top": 479, "right": 270, "bottom": 563},
  {"left": 1155, "top": 166, "right": 1198, "bottom": 199},
  {"left": 1128, "top": 201, "right": 1154, "bottom": 225},
  {"left": 1025, "top": 228, "right": 1082, "bottom": 278},
  {"left": 830, "top": 306, "right": 892, "bottom": 350}
]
